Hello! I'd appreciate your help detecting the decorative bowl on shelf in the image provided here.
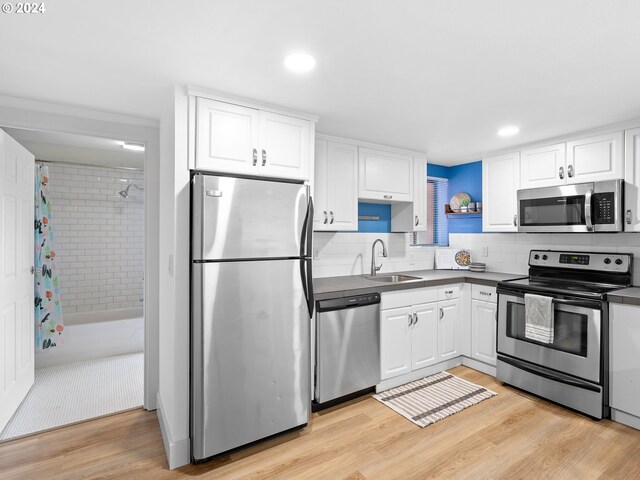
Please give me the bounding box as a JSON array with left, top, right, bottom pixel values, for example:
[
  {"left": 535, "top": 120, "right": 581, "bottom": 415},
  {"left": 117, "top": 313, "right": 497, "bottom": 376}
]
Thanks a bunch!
[{"left": 449, "top": 192, "right": 471, "bottom": 212}]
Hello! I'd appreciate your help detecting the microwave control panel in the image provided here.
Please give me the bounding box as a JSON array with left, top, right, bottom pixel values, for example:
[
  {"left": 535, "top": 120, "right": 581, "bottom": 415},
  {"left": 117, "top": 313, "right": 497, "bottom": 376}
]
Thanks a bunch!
[{"left": 593, "top": 192, "right": 615, "bottom": 224}]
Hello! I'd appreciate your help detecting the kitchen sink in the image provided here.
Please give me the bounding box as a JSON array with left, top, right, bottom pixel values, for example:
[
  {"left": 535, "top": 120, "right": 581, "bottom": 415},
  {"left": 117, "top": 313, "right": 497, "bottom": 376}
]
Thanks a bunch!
[{"left": 367, "top": 274, "right": 422, "bottom": 283}]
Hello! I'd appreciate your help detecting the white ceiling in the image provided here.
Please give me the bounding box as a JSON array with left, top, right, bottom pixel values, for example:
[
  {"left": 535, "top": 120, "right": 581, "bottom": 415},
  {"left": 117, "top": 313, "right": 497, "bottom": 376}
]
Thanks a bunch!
[
  {"left": 2, "top": 0, "right": 640, "bottom": 164},
  {"left": 3, "top": 128, "right": 144, "bottom": 168}
]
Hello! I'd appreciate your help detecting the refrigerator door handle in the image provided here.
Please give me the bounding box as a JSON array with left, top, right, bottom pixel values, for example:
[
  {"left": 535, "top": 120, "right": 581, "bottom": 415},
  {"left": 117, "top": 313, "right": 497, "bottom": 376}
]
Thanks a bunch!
[
  {"left": 300, "top": 196, "right": 314, "bottom": 258},
  {"left": 300, "top": 258, "right": 314, "bottom": 317}
]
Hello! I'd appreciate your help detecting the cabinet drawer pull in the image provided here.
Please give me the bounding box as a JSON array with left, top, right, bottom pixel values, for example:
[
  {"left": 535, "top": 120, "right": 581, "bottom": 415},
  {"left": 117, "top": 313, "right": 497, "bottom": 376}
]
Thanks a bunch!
[
  {"left": 383, "top": 194, "right": 393, "bottom": 200},
  {"left": 252, "top": 148, "right": 258, "bottom": 166},
  {"left": 445, "top": 290, "right": 453, "bottom": 294},
  {"left": 262, "top": 149, "right": 267, "bottom": 166},
  {"left": 480, "top": 291, "right": 492, "bottom": 296}
]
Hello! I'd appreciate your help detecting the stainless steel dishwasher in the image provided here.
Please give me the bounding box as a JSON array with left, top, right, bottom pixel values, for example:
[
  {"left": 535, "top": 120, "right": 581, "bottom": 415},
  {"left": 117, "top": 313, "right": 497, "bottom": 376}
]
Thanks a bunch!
[{"left": 315, "top": 293, "right": 381, "bottom": 405}]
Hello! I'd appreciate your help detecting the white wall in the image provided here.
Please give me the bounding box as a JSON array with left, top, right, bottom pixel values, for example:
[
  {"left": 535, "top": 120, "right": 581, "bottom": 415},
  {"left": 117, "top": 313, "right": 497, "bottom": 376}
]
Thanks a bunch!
[
  {"left": 450, "top": 233, "right": 640, "bottom": 283},
  {"left": 47, "top": 164, "right": 144, "bottom": 313},
  {"left": 313, "top": 232, "right": 435, "bottom": 278}
]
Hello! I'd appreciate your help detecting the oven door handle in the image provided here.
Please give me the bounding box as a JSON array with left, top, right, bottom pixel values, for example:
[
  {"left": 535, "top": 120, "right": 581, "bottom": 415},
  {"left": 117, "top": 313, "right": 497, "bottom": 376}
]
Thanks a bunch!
[
  {"left": 551, "top": 297, "right": 602, "bottom": 309},
  {"left": 498, "top": 355, "right": 601, "bottom": 392}
]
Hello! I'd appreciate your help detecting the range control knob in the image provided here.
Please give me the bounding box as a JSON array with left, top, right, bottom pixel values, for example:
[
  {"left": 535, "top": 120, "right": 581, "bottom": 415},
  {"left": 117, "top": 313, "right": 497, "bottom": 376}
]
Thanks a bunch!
[
  {"left": 615, "top": 258, "right": 623, "bottom": 265},
  {"left": 542, "top": 255, "right": 548, "bottom": 260},
  {"left": 604, "top": 258, "right": 611, "bottom": 265},
  {"left": 534, "top": 254, "right": 540, "bottom": 260}
]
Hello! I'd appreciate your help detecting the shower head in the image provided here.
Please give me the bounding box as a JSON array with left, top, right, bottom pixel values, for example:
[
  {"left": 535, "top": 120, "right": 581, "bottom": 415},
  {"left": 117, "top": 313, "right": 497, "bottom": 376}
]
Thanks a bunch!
[{"left": 118, "top": 183, "right": 143, "bottom": 199}]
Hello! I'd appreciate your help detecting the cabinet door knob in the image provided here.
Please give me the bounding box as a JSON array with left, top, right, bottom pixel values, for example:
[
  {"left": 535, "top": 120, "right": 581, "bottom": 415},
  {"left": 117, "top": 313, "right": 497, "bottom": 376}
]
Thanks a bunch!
[
  {"left": 329, "top": 211, "right": 334, "bottom": 224},
  {"left": 627, "top": 209, "right": 632, "bottom": 225},
  {"left": 567, "top": 164, "right": 574, "bottom": 178},
  {"left": 252, "top": 148, "right": 258, "bottom": 166},
  {"left": 558, "top": 166, "right": 564, "bottom": 179},
  {"left": 261, "top": 149, "right": 267, "bottom": 166},
  {"left": 323, "top": 211, "right": 328, "bottom": 224}
]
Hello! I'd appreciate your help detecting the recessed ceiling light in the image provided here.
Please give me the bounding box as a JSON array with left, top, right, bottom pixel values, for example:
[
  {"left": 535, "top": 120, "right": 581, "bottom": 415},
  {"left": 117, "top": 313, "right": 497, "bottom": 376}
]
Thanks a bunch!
[
  {"left": 121, "top": 141, "right": 145, "bottom": 152},
  {"left": 497, "top": 126, "right": 520, "bottom": 137},
  {"left": 284, "top": 53, "right": 316, "bottom": 73}
]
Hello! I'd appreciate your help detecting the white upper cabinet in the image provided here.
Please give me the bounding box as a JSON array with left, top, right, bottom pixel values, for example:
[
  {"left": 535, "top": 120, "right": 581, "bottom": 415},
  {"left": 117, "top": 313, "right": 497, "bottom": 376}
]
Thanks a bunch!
[
  {"left": 624, "top": 127, "right": 640, "bottom": 232},
  {"left": 313, "top": 140, "right": 358, "bottom": 231},
  {"left": 412, "top": 157, "right": 427, "bottom": 231},
  {"left": 195, "top": 97, "right": 313, "bottom": 181},
  {"left": 482, "top": 152, "right": 520, "bottom": 232},
  {"left": 196, "top": 98, "right": 259, "bottom": 175},
  {"left": 359, "top": 147, "right": 413, "bottom": 202},
  {"left": 520, "top": 143, "right": 566, "bottom": 189},
  {"left": 565, "top": 131, "right": 624, "bottom": 184}
]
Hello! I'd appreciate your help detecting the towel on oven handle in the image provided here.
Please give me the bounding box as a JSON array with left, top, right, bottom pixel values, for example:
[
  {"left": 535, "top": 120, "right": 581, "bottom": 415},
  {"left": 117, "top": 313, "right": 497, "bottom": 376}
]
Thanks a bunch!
[{"left": 524, "top": 293, "right": 554, "bottom": 344}]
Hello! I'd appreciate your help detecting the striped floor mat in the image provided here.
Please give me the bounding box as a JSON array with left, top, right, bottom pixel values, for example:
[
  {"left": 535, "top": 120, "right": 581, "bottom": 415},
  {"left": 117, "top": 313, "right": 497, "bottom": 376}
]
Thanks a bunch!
[{"left": 373, "top": 371, "right": 497, "bottom": 428}]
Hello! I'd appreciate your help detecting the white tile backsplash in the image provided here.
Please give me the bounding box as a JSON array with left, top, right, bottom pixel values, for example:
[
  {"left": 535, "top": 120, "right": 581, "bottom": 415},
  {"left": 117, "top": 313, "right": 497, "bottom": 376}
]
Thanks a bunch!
[
  {"left": 46, "top": 164, "right": 144, "bottom": 313},
  {"left": 312, "top": 232, "right": 435, "bottom": 278},
  {"left": 449, "top": 233, "right": 640, "bottom": 284}
]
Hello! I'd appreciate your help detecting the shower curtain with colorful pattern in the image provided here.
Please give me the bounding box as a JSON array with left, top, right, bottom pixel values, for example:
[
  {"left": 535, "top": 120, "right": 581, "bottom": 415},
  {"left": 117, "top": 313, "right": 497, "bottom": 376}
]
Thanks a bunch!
[{"left": 34, "top": 164, "right": 64, "bottom": 349}]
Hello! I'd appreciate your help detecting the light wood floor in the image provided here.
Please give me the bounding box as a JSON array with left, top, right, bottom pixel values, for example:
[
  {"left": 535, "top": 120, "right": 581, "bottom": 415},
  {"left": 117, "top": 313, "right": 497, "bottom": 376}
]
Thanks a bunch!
[{"left": 2, "top": 366, "right": 640, "bottom": 479}]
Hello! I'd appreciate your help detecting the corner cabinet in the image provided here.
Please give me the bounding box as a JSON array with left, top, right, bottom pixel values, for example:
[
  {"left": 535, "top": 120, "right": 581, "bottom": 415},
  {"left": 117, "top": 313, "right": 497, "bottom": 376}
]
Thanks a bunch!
[
  {"left": 624, "top": 127, "right": 640, "bottom": 232},
  {"left": 390, "top": 156, "right": 427, "bottom": 232},
  {"left": 313, "top": 140, "right": 358, "bottom": 231},
  {"left": 359, "top": 147, "right": 413, "bottom": 202},
  {"left": 195, "top": 97, "right": 314, "bottom": 181},
  {"left": 482, "top": 152, "right": 520, "bottom": 232}
]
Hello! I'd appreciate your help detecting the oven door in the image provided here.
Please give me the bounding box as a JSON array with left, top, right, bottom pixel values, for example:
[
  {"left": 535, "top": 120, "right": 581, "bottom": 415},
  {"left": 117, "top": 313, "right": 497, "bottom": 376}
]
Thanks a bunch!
[{"left": 497, "top": 291, "right": 602, "bottom": 383}]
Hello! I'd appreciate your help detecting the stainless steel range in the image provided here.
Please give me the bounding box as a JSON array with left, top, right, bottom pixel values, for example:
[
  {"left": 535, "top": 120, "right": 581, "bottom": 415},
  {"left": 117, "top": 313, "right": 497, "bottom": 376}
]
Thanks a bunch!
[{"left": 496, "top": 249, "right": 633, "bottom": 418}]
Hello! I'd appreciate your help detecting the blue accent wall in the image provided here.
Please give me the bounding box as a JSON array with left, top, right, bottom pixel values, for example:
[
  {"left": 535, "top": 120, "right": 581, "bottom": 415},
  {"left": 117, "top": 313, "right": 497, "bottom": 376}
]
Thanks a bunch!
[
  {"left": 447, "top": 161, "right": 483, "bottom": 233},
  {"left": 427, "top": 163, "right": 449, "bottom": 179},
  {"left": 358, "top": 203, "right": 391, "bottom": 232}
]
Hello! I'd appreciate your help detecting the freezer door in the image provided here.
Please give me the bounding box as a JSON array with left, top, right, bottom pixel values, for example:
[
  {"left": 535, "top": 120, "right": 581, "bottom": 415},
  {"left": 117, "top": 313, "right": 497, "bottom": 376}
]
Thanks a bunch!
[
  {"left": 192, "top": 174, "right": 311, "bottom": 260},
  {"left": 191, "top": 260, "right": 311, "bottom": 461}
]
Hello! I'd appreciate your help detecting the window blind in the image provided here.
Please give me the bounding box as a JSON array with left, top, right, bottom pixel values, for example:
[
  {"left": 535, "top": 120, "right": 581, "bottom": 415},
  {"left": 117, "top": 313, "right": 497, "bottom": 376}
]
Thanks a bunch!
[{"left": 412, "top": 176, "right": 448, "bottom": 246}]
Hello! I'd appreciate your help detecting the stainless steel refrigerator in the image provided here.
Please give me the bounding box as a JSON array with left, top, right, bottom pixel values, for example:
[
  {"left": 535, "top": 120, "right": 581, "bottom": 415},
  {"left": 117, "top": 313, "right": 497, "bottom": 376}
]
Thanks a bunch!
[{"left": 190, "top": 173, "right": 314, "bottom": 462}]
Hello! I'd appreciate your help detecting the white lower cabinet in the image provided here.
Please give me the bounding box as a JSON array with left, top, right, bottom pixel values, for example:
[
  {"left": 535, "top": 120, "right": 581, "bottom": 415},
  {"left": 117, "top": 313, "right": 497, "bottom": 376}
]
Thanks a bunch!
[
  {"left": 471, "top": 299, "right": 497, "bottom": 366},
  {"left": 380, "top": 287, "right": 459, "bottom": 381},
  {"left": 610, "top": 303, "right": 640, "bottom": 426}
]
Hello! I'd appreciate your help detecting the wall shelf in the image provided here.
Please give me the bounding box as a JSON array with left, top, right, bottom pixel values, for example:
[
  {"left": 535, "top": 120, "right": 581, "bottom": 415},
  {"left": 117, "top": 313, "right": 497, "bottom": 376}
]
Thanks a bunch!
[{"left": 445, "top": 204, "right": 482, "bottom": 218}]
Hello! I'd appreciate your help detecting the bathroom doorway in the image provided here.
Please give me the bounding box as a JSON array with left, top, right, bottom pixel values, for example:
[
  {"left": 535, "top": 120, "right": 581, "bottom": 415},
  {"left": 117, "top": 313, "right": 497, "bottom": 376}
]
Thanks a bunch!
[{"left": 0, "top": 127, "right": 146, "bottom": 441}]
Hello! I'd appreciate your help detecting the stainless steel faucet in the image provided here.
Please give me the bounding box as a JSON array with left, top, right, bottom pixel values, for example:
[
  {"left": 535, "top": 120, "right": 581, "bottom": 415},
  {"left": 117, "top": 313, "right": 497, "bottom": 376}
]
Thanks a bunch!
[{"left": 370, "top": 239, "right": 388, "bottom": 276}]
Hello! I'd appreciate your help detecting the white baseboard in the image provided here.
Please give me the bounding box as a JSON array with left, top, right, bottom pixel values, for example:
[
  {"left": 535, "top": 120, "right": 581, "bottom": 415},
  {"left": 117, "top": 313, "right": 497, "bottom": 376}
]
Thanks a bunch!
[
  {"left": 156, "top": 393, "right": 190, "bottom": 470},
  {"left": 376, "top": 358, "right": 462, "bottom": 392},
  {"left": 462, "top": 357, "right": 497, "bottom": 377},
  {"left": 611, "top": 408, "right": 640, "bottom": 431}
]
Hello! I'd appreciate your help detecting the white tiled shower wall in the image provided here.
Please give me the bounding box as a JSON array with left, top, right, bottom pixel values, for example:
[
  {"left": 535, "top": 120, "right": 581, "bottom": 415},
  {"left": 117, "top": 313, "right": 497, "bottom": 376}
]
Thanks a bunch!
[
  {"left": 450, "top": 233, "right": 640, "bottom": 284},
  {"left": 45, "top": 164, "right": 144, "bottom": 313},
  {"left": 312, "top": 232, "right": 435, "bottom": 278}
]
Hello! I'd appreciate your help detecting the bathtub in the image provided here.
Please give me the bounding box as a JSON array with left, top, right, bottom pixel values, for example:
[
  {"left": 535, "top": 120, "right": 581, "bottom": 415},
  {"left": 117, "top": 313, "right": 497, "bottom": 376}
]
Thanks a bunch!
[{"left": 35, "top": 307, "right": 144, "bottom": 368}]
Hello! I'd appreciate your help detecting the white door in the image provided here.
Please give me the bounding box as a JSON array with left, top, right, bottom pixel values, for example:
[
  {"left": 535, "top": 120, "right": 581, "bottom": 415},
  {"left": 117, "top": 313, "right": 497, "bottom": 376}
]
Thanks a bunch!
[
  {"left": 471, "top": 300, "right": 497, "bottom": 366},
  {"left": 195, "top": 98, "right": 259, "bottom": 175},
  {"left": 313, "top": 139, "right": 329, "bottom": 231},
  {"left": 624, "top": 128, "right": 640, "bottom": 232},
  {"left": 259, "top": 111, "right": 310, "bottom": 181},
  {"left": 566, "top": 131, "right": 624, "bottom": 184},
  {"left": 0, "top": 129, "right": 35, "bottom": 431},
  {"left": 482, "top": 152, "right": 520, "bottom": 232},
  {"left": 412, "top": 157, "right": 427, "bottom": 231},
  {"left": 520, "top": 143, "right": 566, "bottom": 188},
  {"left": 380, "top": 306, "right": 412, "bottom": 380},
  {"left": 358, "top": 148, "right": 413, "bottom": 202},
  {"left": 411, "top": 302, "right": 437, "bottom": 370},
  {"left": 438, "top": 299, "right": 459, "bottom": 361},
  {"left": 326, "top": 142, "right": 358, "bottom": 231}
]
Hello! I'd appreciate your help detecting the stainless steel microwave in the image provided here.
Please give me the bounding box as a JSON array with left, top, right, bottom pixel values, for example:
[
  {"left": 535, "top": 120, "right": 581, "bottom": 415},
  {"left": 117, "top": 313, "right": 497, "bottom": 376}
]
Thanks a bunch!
[{"left": 517, "top": 179, "right": 623, "bottom": 233}]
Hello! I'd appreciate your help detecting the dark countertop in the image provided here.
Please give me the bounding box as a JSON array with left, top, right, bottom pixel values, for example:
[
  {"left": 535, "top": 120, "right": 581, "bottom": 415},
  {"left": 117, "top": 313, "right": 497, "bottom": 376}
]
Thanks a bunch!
[
  {"left": 313, "top": 270, "right": 525, "bottom": 300},
  {"left": 607, "top": 287, "right": 640, "bottom": 306}
]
